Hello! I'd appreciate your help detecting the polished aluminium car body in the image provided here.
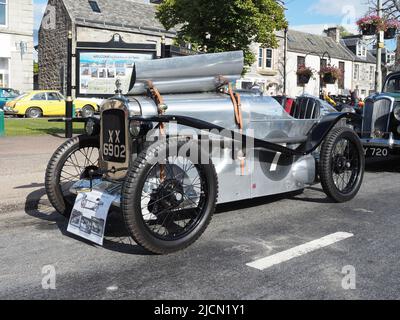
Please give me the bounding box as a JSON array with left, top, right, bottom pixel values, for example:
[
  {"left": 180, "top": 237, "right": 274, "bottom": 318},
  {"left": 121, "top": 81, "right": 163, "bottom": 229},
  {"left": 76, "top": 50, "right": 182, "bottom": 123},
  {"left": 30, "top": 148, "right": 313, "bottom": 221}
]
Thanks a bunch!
[
  {"left": 72, "top": 51, "right": 358, "bottom": 206},
  {"left": 4, "top": 90, "right": 98, "bottom": 118},
  {"left": 47, "top": 51, "right": 364, "bottom": 254},
  {"left": 359, "top": 71, "right": 400, "bottom": 155}
]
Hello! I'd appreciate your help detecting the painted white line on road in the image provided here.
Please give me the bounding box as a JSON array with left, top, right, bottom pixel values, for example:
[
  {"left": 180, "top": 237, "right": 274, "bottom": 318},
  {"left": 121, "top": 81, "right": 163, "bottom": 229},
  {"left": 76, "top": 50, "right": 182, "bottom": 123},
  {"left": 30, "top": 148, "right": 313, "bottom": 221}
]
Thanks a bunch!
[{"left": 246, "top": 232, "right": 354, "bottom": 271}]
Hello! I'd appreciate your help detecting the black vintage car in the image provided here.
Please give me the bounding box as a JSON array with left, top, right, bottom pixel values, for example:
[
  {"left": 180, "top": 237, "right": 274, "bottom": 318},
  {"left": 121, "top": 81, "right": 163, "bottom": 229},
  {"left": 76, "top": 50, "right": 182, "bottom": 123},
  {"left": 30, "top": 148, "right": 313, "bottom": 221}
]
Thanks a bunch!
[{"left": 359, "top": 72, "right": 400, "bottom": 158}]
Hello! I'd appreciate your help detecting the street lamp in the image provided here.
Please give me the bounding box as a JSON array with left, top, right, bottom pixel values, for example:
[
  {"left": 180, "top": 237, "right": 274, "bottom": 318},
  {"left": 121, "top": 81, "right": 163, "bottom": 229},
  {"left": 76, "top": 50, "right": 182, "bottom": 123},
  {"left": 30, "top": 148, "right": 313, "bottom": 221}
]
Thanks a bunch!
[{"left": 376, "top": 0, "right": 384, "bottom": 92}]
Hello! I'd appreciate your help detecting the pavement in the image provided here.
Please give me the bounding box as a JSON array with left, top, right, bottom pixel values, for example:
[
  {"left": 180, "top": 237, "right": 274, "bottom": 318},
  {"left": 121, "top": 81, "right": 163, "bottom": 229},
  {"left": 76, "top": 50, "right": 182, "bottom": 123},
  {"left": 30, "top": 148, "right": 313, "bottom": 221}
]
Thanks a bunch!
[
  {"left": 0, "top": 135, "right": 68, "bottom": 214},
  {"left": 0, "top": 134, "right": 399, "bottom": 299}
]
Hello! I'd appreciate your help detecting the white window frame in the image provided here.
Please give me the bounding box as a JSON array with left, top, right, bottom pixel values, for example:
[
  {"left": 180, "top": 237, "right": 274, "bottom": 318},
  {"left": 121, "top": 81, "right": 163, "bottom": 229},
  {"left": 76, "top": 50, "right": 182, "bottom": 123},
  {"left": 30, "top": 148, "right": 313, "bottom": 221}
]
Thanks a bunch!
[
  {"left": 258, "top": 48, "right": 263, "bottom": 68},
  {"left": 258, "top": 47, "right": 274, "bottom": 70},
  {"left": 0, "top": 57, "right": 9, "bottom": 87},
  {"left": 0, "top": 0, "right": 8, "bottom": 28},
  {"left": 357, "top": 43, "right": 367, "bottom": 58},
  {"left": 354, "top": 64, "right": 360, "bottom": 81},
  {"left": 369, "top": 66, "right": 374, "bottom": 81}
]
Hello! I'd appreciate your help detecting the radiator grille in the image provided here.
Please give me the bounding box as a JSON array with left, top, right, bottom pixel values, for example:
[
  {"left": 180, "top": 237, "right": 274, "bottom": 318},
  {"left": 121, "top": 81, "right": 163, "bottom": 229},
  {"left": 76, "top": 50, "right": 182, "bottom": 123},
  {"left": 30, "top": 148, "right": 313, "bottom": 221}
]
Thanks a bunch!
[{"left": 362, "top": 97, "right": 393, "bottom": 138}]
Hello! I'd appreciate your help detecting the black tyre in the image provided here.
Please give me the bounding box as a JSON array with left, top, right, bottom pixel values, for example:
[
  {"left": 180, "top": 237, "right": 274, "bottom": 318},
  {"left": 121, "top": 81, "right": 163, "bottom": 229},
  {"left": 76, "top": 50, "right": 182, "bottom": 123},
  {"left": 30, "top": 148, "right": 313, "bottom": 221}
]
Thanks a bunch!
[
  {"left": 26, "top": 107, "right": 42, "bottom": 118},
  {"left": 81, "top": 105, "right": 96, "bottom": 118},
  {"left": 319, "top": 127, "right": 365, "bottom": 203},
  {"left": 45, "top": 135, "right": 100, "bottom": 217},
  {"left": 122, "top": 139, "right": 218, "bottom": 255}
]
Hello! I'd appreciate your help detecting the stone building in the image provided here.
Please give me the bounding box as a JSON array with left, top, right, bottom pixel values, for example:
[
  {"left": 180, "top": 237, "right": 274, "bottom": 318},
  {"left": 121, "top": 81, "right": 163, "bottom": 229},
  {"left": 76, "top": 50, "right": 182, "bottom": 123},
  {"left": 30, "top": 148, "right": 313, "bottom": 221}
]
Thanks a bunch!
[
  {"left": 240, "top": 28, "right": 375, "bottom": 98},
  {"left": 38, "top": 0, "right": 176, "bottom": 97},
  {"left": 284, "top": 29, "right": 355, "bottom": 98},
  {"left": 341, "top": 35, "right": 377, "bottom": 99},
  {"left": 238, "top": 30, "right": 286, "bottom": 95},
  {"left": 0, "top": 0, "right": 34, "bottom": 91}
]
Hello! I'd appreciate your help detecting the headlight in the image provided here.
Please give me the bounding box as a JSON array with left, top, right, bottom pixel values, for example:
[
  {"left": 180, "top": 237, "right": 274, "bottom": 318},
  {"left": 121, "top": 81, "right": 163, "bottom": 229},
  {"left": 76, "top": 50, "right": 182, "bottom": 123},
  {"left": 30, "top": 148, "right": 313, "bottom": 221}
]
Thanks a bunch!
[
  {"left": 85, "top": 119, "right": 99, "bottom": 136},
  {"left": 129, "top": 121, "right": 141, "bottom": 137},
  {"left": 129, "top": 121, "right": 153, "bottom": 137},
  {"left": 394, "top": 105, "right": 400, "bottom": 121}
]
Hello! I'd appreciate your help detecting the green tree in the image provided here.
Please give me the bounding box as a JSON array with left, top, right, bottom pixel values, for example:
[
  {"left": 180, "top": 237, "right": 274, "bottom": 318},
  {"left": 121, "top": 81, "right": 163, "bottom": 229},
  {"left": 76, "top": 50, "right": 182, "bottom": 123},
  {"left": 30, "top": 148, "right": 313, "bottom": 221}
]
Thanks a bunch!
[
  {"left": 156, "top": 0, "right": 288, "bottom": 66},
  {"left": 338, "top": 26, "right": 354, "bottom": 38},
  {"left": 34, "top": 62, "right": 39, "bottom": 75}
]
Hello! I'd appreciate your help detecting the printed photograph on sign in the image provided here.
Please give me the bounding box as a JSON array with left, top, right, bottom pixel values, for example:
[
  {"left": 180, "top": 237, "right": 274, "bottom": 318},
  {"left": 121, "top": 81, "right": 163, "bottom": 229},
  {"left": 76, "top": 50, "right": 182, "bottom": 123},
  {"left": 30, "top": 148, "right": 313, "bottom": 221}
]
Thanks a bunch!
[{"left": 67, "top": 191, "right": 116, "bottom": 246}]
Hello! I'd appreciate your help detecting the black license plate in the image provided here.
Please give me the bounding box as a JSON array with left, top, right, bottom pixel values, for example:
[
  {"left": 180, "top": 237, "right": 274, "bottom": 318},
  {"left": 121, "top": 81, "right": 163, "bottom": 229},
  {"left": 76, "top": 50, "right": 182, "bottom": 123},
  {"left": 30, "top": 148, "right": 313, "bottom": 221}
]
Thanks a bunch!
[
  {"left": 364, "top": 147, "right": 389, "bottom": 158},
  {"left": 102, "top": 110, "right": 127, "bottom": 163}
]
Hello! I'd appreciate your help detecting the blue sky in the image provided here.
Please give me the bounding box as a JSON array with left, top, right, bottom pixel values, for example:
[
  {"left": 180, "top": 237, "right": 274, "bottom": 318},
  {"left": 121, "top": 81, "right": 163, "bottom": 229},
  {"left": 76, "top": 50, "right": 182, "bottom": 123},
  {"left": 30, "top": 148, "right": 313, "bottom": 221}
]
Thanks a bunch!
[{"left": 33, "top": 0, "right": 396, "bottom": 50}]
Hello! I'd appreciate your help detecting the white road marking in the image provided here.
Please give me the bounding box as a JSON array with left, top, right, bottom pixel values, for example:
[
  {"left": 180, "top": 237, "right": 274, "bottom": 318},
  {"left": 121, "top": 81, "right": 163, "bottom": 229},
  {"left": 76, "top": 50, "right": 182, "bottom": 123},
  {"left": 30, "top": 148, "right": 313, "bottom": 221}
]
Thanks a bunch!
[
  {"left": 106, "top": 286, "right": 119, "bottom": 292},
  {"left": 246, "top": 232, "right": 354, "bottom": 271},
  {"left": 353, "top": 208, "right": 374, "bottom": 214}
]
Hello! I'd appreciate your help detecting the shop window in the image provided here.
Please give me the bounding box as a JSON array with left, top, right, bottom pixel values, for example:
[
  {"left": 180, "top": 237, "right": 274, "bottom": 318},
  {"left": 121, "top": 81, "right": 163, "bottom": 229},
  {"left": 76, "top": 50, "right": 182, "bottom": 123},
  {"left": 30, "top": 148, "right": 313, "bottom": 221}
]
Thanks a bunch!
[{"left": 241, "top": 81, "right": 254, "bottom": 90}]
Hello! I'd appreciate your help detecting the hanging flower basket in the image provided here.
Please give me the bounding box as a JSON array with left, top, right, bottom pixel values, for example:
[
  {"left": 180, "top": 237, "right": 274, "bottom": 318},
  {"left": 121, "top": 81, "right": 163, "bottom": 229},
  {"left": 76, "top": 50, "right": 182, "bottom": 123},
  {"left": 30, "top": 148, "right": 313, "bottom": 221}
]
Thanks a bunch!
[
  {"left": 323, "top": 74, "right": 337, "bottom": 84},
  {"left": 296, "top": 65, "right": 314, "bottom": 85},
  {"left": 356, "top": 15, "right": 384, "bottom": 36},
  {"left": 320, "top": 66, "right": 342, "bottom": 85},
  {"left": 385, "top": 28, "right": 397, "bottom": 39},
  {"left": 384, "top": 20, "right": 400, "bottom": 39},
  {"left": 298, "top": 74, "right": 311, "bottom": 85}
]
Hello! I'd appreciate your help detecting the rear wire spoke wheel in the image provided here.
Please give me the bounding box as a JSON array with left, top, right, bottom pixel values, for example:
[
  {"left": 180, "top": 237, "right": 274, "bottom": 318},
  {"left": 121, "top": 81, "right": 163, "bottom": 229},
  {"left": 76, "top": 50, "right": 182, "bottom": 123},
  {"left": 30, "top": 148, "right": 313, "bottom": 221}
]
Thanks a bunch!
[
  {"left": 319, "top": 127, "right": 365, "bottom": 203},
  {"left": 45, "top": 135, "right": 100, "bottom": 217},
  {"left": 122, "top": 139, "right": 218, "bottom": 255}
]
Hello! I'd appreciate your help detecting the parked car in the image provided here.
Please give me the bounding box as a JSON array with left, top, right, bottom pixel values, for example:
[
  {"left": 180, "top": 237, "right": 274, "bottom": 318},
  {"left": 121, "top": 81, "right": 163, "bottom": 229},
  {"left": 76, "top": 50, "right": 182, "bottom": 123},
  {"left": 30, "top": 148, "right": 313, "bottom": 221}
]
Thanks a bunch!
[
  {"left": 45, "top": 51, "right": 365, "bottom": 255},
  {"left": 274, "top": 95, "right": 342, "bottom": 119},
  {"left": 3, "top": 90, "right": 99, "bottom": 118},
  {"left": 357, "top": 71, "right": 400, "bottom": 157},
  {"left": 0, "top": 88, "right": 20, "bottom": 110}
]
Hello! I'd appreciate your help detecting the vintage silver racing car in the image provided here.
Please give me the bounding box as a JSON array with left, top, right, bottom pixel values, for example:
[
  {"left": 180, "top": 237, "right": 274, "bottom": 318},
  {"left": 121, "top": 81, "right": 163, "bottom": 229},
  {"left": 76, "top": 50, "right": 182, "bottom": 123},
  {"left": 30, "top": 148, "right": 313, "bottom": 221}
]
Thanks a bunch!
[{"left": 45, "top": 51, "right": 365, "bottom": 254}]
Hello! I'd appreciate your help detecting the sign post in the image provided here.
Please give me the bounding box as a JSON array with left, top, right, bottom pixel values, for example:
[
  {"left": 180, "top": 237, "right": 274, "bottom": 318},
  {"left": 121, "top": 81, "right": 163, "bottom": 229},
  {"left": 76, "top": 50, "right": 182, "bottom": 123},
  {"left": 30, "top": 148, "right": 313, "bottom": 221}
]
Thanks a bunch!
[
  {"left": 66, "top": 30, "right": 73, "bottom": 138},
  {"left": 0, "top": 109, "right": 4, "bottom": 137},
  {"left": 375, "top": 0, "right": 384, "bottom": 93}
]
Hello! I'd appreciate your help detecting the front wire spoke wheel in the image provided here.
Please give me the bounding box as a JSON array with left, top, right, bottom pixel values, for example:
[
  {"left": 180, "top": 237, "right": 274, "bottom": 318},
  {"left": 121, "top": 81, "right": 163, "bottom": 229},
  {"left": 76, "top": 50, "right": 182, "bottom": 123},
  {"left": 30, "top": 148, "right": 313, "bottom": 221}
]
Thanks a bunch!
[
  {"left": 45, "top": 135, "right": 100, "bottom": 217},
  {"left": 122, "top": 139, "right": 218, "bottom": 255},
  {"left": 141, "top": 157, "right": 205, "bottom": 241},
  {"left": 319, "top": 127, "right": 365, "bottom": 203}
]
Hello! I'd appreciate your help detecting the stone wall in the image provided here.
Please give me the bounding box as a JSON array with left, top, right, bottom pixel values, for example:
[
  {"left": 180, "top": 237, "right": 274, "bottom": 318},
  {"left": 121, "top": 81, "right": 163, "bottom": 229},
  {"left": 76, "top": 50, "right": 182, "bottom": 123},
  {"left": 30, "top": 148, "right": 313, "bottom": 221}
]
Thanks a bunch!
[
  {"left": 396, "top": 35, "right": 400, "bottom": 71},
  {"left": 353, "top": 62, "right": 375, "bottom": 98},
  {"left": 38, "top": 0, "right": 71, "bottom": 92}
]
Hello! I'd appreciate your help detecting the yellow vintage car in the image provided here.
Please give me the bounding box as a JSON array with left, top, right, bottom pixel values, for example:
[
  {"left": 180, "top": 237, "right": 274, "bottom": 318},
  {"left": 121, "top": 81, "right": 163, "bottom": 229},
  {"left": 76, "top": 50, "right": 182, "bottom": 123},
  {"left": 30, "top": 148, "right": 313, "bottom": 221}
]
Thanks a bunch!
[{"left": 4, "top": 90, "right": 99, "bottom": 118}]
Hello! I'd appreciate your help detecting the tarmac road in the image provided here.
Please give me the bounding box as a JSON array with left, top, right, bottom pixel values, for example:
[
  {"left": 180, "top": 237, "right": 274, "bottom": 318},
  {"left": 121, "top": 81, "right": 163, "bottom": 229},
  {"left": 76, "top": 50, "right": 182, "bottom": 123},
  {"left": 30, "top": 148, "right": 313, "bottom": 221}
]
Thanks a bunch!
[{"left": 0, "top": 157, "right": 399, "bottom": 300}]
